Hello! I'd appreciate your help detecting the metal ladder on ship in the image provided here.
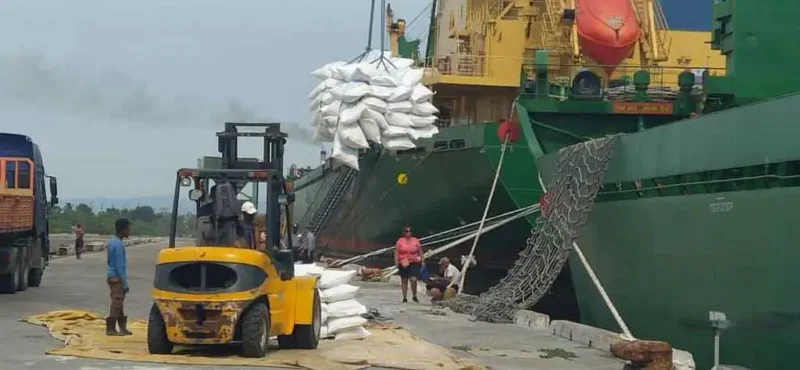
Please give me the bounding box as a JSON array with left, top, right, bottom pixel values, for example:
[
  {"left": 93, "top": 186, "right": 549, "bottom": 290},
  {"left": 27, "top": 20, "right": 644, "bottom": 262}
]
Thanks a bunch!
[{"left": 306, "top": 167, "right": 357, "bottom": 235}]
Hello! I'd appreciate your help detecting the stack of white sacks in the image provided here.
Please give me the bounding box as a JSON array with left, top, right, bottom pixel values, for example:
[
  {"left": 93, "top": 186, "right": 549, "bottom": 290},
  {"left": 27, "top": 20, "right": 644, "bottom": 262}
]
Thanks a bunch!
[
  {"left": 308, "top": 50, "right": 440, "bottom": 170},
  {"left": 295, "top": 263, "right": 370, "bottom": 340}
]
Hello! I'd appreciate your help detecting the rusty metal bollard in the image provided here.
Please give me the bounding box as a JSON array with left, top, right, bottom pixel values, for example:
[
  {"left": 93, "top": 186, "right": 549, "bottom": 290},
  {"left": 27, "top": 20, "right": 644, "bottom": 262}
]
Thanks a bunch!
[{"left": 611, "top": 340, "right": 673, "bottom": 370}]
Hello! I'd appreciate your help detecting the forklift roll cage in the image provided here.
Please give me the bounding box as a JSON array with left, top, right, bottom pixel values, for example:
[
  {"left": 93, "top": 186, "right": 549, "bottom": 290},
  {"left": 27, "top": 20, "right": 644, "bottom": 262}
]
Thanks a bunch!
[{"left": 167, "top": 123, "right": 296, "bottom": 275}]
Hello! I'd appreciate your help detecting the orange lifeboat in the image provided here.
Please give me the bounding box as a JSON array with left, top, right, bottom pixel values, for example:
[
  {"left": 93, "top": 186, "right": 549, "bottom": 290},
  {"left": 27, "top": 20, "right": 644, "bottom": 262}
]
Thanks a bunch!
[{"left": 576, "top": 0, "right": 640, "bottom": 74}]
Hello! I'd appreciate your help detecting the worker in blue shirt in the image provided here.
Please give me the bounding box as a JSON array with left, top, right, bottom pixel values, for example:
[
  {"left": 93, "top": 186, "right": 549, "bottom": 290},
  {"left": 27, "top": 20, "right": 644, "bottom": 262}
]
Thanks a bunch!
[{"left": 106, "top": 218, "right": 132, "bottom": 336}]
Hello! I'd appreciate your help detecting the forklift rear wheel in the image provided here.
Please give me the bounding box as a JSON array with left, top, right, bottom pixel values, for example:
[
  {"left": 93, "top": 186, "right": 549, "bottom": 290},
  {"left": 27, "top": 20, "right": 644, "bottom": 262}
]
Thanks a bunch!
[
  {"left": 241, "top": 302, "right": 270, "bottom": 358},
  {"left": 147, "top": 303, "right": 174, "bottom": 354},
  {"left": 278, "top": 288, "right": 322, "bottom": 349}
]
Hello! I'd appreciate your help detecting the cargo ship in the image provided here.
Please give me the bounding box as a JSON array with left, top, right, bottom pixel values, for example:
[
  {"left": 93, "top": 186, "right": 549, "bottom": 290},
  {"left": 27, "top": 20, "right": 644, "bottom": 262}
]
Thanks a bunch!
[{"left": 289, "top": 1, "right": 799, "bottom": 368}]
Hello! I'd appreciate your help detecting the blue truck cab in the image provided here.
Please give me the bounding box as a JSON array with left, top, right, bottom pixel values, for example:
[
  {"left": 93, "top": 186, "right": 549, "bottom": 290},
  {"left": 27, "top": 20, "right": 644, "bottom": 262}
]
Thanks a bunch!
[{"left": 0, "top": 133, "right": 58, "bottom": 293}]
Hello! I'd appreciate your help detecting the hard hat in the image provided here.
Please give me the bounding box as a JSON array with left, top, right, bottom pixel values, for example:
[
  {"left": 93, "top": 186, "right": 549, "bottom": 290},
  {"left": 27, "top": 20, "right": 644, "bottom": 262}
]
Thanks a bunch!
[{"left": 241, "top": 201, "right": 257, "bottom": 215}]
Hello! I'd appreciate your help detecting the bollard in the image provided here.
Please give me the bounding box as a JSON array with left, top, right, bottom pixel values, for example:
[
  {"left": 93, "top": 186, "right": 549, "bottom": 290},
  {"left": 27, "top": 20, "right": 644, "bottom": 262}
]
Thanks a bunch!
[{"left": 611, "top": 340, "right": 673, "bottom": 370}]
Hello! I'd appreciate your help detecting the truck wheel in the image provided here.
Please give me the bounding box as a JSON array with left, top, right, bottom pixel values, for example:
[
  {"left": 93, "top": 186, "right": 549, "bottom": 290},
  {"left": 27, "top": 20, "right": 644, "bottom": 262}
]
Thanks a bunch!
[
  {"left": 240, "top": 302, "right": 270, "bottom": 358},
  {"left": 28, "top": 258, "right": 44, "bottom": 288},
  {"left": 278, "top": 288, "right": 321, "bottom": 349},
  {"left": 0, "top": 264, "right": 20, "bottom": 294},
  {"left": 17, "top": 258, "right": 29, "bottom": 292},
  {"left": 147, "top": 303, "right": 173, "bottom": 354}
]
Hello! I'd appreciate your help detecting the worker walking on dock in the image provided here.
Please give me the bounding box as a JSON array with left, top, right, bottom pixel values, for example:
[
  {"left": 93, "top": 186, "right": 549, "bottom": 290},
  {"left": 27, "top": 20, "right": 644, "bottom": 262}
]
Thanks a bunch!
[
  {"left": 73, "top": 223, "right": 84, "bottom": 259},
  {"left": 394, "top": 226, "right": 423, "bottom": 303},
  {"left": 106, "top": 218, "right": 132, "bottom": 336}
]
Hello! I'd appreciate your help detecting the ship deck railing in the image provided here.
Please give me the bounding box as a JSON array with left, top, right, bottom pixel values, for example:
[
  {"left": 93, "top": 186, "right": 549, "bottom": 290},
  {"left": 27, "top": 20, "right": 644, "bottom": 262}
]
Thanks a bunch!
[{"left": 417, "top": 53, "right": 725, "bottom": 92}]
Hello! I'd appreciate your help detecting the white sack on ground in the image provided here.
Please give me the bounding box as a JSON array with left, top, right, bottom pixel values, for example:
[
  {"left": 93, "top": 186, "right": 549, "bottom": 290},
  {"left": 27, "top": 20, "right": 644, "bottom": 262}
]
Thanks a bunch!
[
  {"left": 308, "top": 50, "right": 439, "bottom": 170},
  {"left": 334, "top": 325, "right": 372, "bottom": 340},
  {"left": 312, "top": 265, "right": 373, "bottom": 341},
  {"left": 326, "top": 299, "right": 368, "bottom": 318},
  {"left": 327, "top": 315, "right": 368, "bottom": 334}
]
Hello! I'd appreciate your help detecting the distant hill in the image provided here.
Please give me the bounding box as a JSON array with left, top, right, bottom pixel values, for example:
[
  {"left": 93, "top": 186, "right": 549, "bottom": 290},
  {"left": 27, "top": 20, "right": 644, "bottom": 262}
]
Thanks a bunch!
[{"left": 62, "top": 195, "right": 196, "bottom": 215}]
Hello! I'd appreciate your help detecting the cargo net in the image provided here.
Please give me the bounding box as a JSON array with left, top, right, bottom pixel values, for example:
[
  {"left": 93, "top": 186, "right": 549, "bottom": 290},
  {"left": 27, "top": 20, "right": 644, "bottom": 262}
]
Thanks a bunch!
[{"left": 442, "top": 134, "right": 621, "bottom": 322}]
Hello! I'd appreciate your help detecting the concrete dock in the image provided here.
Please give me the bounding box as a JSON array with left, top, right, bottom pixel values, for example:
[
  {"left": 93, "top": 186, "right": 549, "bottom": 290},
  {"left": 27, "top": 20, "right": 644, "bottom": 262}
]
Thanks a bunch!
[{"left": 0, "top": 239, "right": 628, "bottom": 370}]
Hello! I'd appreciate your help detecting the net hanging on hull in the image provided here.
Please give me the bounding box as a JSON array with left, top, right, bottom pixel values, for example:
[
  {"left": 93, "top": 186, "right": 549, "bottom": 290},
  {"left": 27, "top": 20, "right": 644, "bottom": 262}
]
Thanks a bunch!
[{"left": 443, "top": 134, "right": 622, "bottom": 323}]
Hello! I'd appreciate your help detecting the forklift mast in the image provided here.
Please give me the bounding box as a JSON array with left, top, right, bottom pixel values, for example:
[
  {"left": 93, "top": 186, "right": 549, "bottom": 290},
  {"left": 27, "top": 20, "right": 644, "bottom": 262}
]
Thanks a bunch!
[{"left": 215, "top": 122, "right": 293, "bottom": 254}]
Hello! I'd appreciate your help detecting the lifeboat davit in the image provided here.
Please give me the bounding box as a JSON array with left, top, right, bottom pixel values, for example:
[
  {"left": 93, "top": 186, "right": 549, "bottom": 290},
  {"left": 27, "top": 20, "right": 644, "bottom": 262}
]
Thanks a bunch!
[{"left": 576, "top": 0, "right": 640, "bottom": 74}]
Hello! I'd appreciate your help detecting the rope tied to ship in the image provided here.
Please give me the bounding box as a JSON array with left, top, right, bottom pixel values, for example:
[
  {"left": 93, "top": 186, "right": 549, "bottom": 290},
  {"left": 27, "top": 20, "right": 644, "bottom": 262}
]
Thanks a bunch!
[{"left": 456, "top": 132, "right": 511, "bottom": 293}]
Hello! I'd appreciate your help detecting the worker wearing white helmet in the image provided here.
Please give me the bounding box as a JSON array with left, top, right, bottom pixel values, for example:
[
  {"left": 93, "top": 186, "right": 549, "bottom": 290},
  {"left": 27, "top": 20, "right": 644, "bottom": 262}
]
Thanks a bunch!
[{"left": 237, "top": 201, "right": 257, "bottom": 249}]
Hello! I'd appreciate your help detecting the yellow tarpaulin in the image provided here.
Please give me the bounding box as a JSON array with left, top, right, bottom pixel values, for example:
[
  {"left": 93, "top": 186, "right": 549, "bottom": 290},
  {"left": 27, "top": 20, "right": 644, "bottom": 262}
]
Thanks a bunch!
[{"left": 24, "top": 310, "right": 483, "bottom": 370}]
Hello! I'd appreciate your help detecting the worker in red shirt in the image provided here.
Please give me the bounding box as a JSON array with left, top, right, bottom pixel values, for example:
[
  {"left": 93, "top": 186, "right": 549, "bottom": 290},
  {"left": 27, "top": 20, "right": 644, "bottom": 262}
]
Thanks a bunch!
[{"left": 394, "top": 226, "right": 423, "bottom": 303}]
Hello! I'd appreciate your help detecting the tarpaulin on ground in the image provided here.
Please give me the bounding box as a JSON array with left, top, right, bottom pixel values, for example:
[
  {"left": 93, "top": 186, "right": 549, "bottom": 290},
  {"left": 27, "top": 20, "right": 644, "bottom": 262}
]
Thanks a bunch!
[{"left": 24, "top": 310, "right": 482, "bottom": 370}]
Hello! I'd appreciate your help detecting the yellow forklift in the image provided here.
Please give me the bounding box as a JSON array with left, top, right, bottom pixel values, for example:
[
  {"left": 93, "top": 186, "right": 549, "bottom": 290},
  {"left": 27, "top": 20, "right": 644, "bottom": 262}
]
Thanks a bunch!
[{"left": 147, "top": 123, "right": 321, "bottom": 357}]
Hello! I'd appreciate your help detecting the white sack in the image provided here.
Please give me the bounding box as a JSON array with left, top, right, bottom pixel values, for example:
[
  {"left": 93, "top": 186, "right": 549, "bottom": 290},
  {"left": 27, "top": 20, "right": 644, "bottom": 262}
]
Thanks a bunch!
[
  {"left": 370, "top": 73, "right": 399, "bottom": 87},
  {"left": 409, "top": 125, "right": 439, "bottom": 140},
  {"left": 339, "top": 102, "right": 366, "bottom": 125},
  {"left": 327, "top": 315, "right": 368, "bottom": 334},
  {"left": 312, "top": 128, "right": 334, "bottom": 143},
  {"left": 331, "top": 82, "right": 371, "bottom": 103},
  {"left": 409, "top": 114, "right": 438, "bottom": 128},
  {"left": 390, "top": 58, "right": 415, "bottom": 69},
  {"left": 387, "top": 85, "right": 413, "bottom": 102},
  {"left": 339, "top": 125, "right": 369, "bottom": 149},
  {"left": 387, "top": 101, "right": 413, "bottom": 113},
  {"left": 363, "top": 108, "right": 390, "bottom": 130},
  {"left": 319, "top": 269, "right": 358, "bottom": 289},
  {"left": 382, "top": 135, "right": 416, "bottom": 151},
  {"left": 294, "top": 263, "right": 325, "bottom": 277},
  {"left": 310, "top": 110, "right": 322, "bottom": 127},
  {"left": 326, "top": 299, "right": 368, "bottom": 318},
  {"left": 308, "top": 78, "right": 340, "bottom": 99},
  {"left": 334, "top": 64, "right": 376, "bottom": 83},
  {"left": 321, "top": 302, "right": 329, "bottom": 323},
  {"left": 412, "top": 101, "right": 439, "bottom": 116},
  {"left": 320, "top": 324, "right": 332, "bottom": 339},
  {"left": 400, "top": 68, "right": 425, "bottom": 87},
  {"left": 386, "top": 112, "right": 414, "bottom": 128},
  {"left": 359, "top": 119, "right": 382, "bottom": 143},
  {"left": 334, "top": 325, "right": 372, "bottom": 340},
  {"left": 362, "top": 97, "right": 388, "bottom": 113},
  {"left": 410, "top": 84, "right": 434, "bottom": 103},
  {"left": 320, "top": 283, "right": 360, "bottom": 303},
  {"left": 332, "top": 134, "right": 359, "bottom": 170},
  {"left": 322, "top": 116, "right": 338, "bottom": 128},
  {"left": 320, "top": 100, "right": 342, "bottom": 117},
  {"left": 370, "top": 85, "right": 394, "bottom": 100},
  {"left": 383, "top": 125, "right": 412, "bottom": 137},
  {"left": 311, "top": 61, "right": 345, "bottom": 80}
]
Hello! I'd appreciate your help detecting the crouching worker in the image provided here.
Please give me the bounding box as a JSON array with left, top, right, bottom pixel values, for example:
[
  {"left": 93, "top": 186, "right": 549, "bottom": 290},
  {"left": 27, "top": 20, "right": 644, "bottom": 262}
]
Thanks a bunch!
[
  {"left": 106, "top": 218, "right": 132, "bottom": 336},
  {"left": 427, "top": 257, "right": 461, "bottom": 302}
]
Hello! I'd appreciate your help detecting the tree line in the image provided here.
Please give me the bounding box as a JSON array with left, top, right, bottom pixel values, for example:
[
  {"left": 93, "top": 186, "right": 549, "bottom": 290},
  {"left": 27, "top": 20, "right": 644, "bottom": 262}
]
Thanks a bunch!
[{"left": 49, "top": 203, "right": 195, "bottom": 237}]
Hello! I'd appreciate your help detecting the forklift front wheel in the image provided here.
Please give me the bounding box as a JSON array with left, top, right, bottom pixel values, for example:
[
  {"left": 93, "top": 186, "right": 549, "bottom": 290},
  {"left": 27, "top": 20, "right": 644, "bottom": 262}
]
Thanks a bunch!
[
  {"left": 240, "top": 302, "right": 270, "bottom": 358},
  {"left": 147, "top": 303, "right": 174, "bottom": 354}
]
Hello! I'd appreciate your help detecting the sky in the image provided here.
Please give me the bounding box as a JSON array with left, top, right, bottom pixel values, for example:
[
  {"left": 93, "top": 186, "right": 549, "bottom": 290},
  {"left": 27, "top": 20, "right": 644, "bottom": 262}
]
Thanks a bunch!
[{"left": 0, "top": 0, "right": 432, "bottom": 198}]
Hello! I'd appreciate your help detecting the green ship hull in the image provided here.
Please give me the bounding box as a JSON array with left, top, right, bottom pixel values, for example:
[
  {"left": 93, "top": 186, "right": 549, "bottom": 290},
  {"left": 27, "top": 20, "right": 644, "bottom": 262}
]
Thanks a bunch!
[
  {"left": 295, "top": 93, "right": 799, "bottom": 369},
  {"left": 293, "top": 124, "right": 564, "bottom": 296}
]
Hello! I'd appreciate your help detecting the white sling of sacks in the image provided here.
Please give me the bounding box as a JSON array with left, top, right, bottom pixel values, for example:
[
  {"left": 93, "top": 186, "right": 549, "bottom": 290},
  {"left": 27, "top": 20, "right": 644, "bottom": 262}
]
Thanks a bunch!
[
  {"left": 294, "top": 264, "right": 371, "bottom": 340},
  {"left": 308, "top": 50, "right": 440, "bottom": 170}
]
